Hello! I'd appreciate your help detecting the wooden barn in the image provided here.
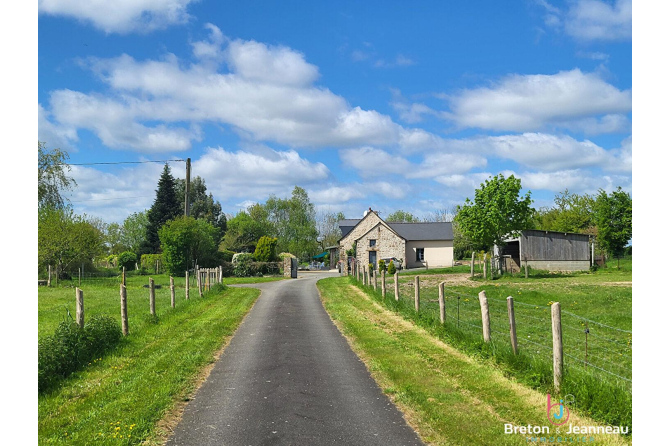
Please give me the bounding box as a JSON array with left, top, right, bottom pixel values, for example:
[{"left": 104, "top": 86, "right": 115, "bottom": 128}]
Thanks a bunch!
[{"left": 495, "top": 230, "right": 591, "bottom": 273}]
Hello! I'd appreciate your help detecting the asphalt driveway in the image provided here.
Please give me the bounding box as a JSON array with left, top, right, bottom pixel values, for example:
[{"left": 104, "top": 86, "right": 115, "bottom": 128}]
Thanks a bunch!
[{"left": 166, "top": 272, "right": 423, "bottom": 445}]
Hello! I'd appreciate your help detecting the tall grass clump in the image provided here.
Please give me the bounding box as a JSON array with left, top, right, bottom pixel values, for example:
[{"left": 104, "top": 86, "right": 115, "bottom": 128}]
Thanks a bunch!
[{"left": 38, "top": 315, "right": 122, "bottom": 393}]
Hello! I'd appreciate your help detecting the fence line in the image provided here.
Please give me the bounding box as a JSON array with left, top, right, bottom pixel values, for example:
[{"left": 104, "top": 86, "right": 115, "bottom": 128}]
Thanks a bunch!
[{"left": 347, "top": 265, "right": 632, "bottom": 390}]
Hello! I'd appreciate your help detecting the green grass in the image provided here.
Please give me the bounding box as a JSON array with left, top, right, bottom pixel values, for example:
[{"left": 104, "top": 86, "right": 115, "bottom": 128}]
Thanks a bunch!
[
  {"left": 352, "top": 262, "right": 632, "bottom": 431},
  {"left": 38, "top": 280, "right": 260, "bottom": 445},
  {"left": 317, "top": 277, "right": 631, "bottom": 445}
]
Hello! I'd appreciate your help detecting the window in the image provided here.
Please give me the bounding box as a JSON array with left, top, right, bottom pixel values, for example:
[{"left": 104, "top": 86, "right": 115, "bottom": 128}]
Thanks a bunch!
[
  {"left": 416, "top": 248, "right": 424, "bottom": 262},
  {"left": 369, "top": 239, "right": 376, "bottom": 247}
]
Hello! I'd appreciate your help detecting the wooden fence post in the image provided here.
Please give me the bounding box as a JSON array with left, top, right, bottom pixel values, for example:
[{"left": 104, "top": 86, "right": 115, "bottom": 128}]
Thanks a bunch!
[
  {"left": 471, "top": 252, "right": 475, "bottom": 277},
  {"left": 394, "top": 272, "right": 399, "bottom": 301},
  {"left": 75, "top": 287, "right": 84, "bottom": 328},
  {"left": 438, "top": 282, "right": 445, "bottom": 324},
  {"left": 149, "top": 278, "right": 156, "bottom": 316},
  {"left": 198, "top": 268, "right": 203, "bottom": 297},
  {"left": 373, "top": 270, "right": 377, "bottom": 290},
  {"left": 185, "top": 271, "right": 190, "bottom": 300},
  {"left": 48, "top": 265, "right": 52, "bottom": 287},
  {"left": 78, "top": 267, "right": 82, "bottom": 287},
  {"left": 122, "top": 266, "right": 126, "bottom": 287},
  {"left": 507, "top": 296, "right": 518, "bottom": 354},
  {"left": 483, "top": 253, "right": 488, "bottom": 280},
  {"left": 381, "top": 270, "right": 386, "bottom": 299},
  {"left": 478, "top": 290, "right": 491, "bottom": 342},
  {"left": 170, "top": 276, "right": 175, "bottom": 308},
  {"left": 120, "top": 284, "right": 128, "bottom": 336},
  {"left": 552, "top": 302, "right": 564, "bottom": 392},
  {"left": 524, "top": 257, "right": 529, "bottom": 279},
  {"left": 414, "top": 276, "right": 420, "bottom": 312},
  {"left": 363, "top": 267, "right": 368, "bottom": 286}
]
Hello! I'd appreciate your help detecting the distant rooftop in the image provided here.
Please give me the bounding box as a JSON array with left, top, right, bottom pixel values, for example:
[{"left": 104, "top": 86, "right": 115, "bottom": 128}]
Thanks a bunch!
[{"left": 338, "top": 218, "right": 453, "bottom": 241}]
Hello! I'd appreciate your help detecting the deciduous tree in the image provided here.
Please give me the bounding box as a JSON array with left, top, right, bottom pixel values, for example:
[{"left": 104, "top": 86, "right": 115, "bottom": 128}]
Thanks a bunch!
[
  {"left": 38, "top": 141, "right": 76, "bottom": 210},
  {"left": 386, "top": 210, "right": 420, "bottom": 222},
  {"left": 176, "top": 176, "right": 227, "bottom": 243},
  {"left": 594, "top": 187, "right": 632, "bottom": 266},
  {"left": 159, "top": 216, "right": 219, "bottom": 275},
  {"left": 455, "top": 174, "right": 533, "bottom": 251}
]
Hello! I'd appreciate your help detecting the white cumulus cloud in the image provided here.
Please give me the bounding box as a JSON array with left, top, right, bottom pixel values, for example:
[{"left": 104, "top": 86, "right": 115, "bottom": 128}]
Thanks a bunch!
[
  {"left": 38, "top": 0, "right": 198, "bottom": 34},
  {"left": 444, "top": 69, "right": 631, "bottom": 133}
]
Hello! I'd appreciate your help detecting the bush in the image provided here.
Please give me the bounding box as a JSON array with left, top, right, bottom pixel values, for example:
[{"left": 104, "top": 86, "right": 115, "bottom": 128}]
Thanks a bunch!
[
  {"left": 38, "top": 315, "right": 122, "bottom": 393},
  {"left": 220, "top": 250, "right": 236, "bottom": 262},
  {"left": 232, "top": 253, "right": 254, "bottom": 277},
  {"left": 141, "top": 253, "right": 163, "bottom": 274},
  {"left": 378, "top": 259, "right": 387, "bottom": 272},
  {"left": 254, "top": 236, "right": 278, "bottom": 262},
  {"left": 117, "top": 251, "right": 137, "bottom": 271},
  {"left": 388, "top": 260, "right": 396, "bottom": 275}
]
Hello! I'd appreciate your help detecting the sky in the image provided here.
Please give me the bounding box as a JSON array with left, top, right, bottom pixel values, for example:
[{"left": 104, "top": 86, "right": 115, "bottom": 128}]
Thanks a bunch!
[{"left": 37, "top": 0, "right": 633, "bottom": 223}]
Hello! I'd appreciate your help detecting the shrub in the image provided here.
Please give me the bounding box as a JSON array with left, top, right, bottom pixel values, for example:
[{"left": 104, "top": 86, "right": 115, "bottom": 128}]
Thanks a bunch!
[
  {"left": 254, "top": 236, "right": 278, "bottom": 262},
  {"left": 117, "top": 251, "right": 137, "bottom": 271},
  {"left": 220, "top": 250, "right": 236, "bottom": 262},
  {"left": 378, "top": 259, "right": 387, "bottom": 272},
  {"left": 388, "top": 261, "right": 396, "bottom": 275},
  {"left": 232, "top": 253, "right": 254, "bottom": 277},
  {"left": 278, "top": 252, "right": 296, "bottom": 259},
  {"left": 368, "top": 263, "right": 374, "bottom": 275},
  {"left": 38, "top": 315, "right": 122, "bottom": 393},
  {"left": 141, "top": 253, "right": 163, "bottom": 274}
]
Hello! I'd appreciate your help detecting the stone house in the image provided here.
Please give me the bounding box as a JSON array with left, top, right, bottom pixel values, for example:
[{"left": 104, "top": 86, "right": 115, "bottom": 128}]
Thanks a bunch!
[{"left": 338, "top": 208, "right": 454, "bottom": 274}]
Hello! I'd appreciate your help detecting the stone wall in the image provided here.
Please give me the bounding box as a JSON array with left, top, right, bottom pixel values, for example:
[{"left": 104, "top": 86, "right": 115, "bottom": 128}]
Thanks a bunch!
[
  {"left": 339, "top": 211, "right": 385, "bottom": 275},
  {"left": 357, "top": 223, "right": 405, "bottom": 270}
]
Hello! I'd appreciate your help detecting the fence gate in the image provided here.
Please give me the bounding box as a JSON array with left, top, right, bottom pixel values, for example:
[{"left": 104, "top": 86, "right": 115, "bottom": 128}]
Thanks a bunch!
[{"left": 291, "top": 258, "right": 298, "bottom": 278}]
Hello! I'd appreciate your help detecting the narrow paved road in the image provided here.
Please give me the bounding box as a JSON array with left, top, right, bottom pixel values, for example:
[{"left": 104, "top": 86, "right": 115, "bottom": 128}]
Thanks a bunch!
[{"left": 166, "top": 272, "right": 423, "bottom": 446}]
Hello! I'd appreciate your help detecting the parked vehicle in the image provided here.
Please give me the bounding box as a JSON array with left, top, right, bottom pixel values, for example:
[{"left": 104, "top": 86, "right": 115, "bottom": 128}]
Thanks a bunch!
[{"left": 381, "top": 257, "right": 403, "bottom": 270}]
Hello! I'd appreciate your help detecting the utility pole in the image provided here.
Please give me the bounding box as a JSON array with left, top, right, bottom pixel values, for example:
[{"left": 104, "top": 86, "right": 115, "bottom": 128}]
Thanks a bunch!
[{"left": 184, "top": 158, "right": 191, "bottom": 217}]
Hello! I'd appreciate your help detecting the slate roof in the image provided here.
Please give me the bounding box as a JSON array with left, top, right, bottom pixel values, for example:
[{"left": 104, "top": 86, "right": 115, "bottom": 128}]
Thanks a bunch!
[
  {"left": 338, "top": 219, "right": 453, "bottom": 241},
  {"left": 388, "top": 222, "right": 453, "bottom": 241},
  {"left": 339, "top": 219, "right": 362, "bottom": 238}
]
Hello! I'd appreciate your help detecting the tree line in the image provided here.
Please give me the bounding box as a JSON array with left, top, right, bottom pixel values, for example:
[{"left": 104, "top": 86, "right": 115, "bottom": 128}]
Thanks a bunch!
[
  {"left": 38, "top": 141, "right": 631, "bottom": 278},
  {"left": 38, "top": 142, "right": 326, "bottom": 278}
]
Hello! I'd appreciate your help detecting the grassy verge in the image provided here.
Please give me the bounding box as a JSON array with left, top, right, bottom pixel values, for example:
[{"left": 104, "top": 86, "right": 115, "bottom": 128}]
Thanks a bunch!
[
  {"left": 318, "top": 277, "right": 631, "bottom": 445},
  {"left": 38, "top": 285, "right": 260, "bottom": 445},
  {"left": 371, "top": 267, "right": 632, "bottom": 429}
]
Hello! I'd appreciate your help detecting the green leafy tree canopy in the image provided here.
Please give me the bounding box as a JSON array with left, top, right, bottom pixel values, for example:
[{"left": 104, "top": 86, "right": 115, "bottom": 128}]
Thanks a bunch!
[
  {"left": 455, "top": 174, "right": 533, "bottom": 250},
  {"left": 594, "top": 187, "right": 632, "bottom": 259},
  {"left": 38, "top": 141, "right": 76, "bottom": 210},
  {"left": 386, "top": 210, "right": 420, "bottom": 223},
  {"left": 159, "top": 216, "right": 219, "bottom": 275}
]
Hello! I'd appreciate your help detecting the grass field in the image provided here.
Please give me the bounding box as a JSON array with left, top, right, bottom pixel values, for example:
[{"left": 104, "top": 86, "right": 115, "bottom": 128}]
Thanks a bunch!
[
  {"left": 38, "top": 275, "right": 263, "bottom": 445},
  {"left": 317, "top": 277, "right": 631, "bottom": 445},
  {"left": 347, "top": 258, "right": 632, "bottom": 430},
  {"left": 38, "top": 273, "right": 284, "bottom": 338}
]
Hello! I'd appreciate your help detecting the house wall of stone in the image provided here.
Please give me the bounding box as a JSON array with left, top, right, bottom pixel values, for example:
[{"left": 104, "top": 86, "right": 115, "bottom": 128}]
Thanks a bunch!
[
  {"left": 339, "top": 212, "right": 385, "bottom": 274},
  {"left": 357, "top": 223, "right": 405, "bottom": 270},
  {"left": 405, "top": 240, "right": 454, "bottom": 269}
]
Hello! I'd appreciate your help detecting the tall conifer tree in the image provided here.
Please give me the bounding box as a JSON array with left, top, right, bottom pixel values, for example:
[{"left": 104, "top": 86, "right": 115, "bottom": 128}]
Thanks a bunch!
[{"left": 140, "top": 164, "right": 181, "bottom": 254}]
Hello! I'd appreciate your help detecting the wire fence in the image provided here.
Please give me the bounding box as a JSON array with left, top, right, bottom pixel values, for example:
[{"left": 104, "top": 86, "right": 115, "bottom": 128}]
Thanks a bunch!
[{"left": 353, "top": 267, "right": 632, "bottom": 391}]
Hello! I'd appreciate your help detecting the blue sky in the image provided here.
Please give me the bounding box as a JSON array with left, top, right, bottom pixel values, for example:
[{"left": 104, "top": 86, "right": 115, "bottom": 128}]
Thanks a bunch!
[{"left": 37, "top": 0, "right": 633, "bottom": 223}]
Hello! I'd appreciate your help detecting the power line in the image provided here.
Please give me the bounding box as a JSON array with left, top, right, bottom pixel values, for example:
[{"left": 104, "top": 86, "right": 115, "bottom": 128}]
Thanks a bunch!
[
  {"left": 70, "top": 195, "right": 154, "bottom": 203},
  {"left": 60, "top": 159, "right": 186, "bottom": 166}
]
